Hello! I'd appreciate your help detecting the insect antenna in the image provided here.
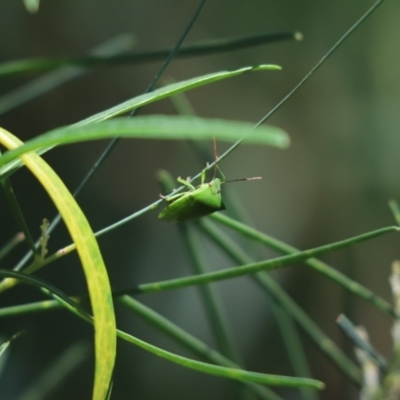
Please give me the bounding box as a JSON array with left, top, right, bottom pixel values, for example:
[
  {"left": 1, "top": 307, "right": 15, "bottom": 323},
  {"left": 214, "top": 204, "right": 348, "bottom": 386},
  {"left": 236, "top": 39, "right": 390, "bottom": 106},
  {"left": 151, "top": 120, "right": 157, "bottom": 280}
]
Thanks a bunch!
[
  {"left": 213, "top": 136, "right": 218, "bottom": 179},
  {"left": 210, "top": 137, "right": 227, "bottom": 181},
  {"left": 222, "top": 177, "right": 262, "bottom": 184}
]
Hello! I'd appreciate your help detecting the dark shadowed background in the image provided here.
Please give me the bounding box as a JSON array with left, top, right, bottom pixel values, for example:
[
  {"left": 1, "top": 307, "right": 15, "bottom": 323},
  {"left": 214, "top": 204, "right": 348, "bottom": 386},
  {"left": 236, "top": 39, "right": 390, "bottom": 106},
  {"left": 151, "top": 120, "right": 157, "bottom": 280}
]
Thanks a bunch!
[{"left": 1, "top": 1, "right": 399, "bottom": 399}]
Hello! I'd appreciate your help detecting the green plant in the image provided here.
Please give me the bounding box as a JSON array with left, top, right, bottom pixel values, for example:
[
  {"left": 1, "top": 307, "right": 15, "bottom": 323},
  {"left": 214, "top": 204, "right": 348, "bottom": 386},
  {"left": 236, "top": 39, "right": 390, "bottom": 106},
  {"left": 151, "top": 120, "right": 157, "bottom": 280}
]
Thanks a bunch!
[{"left": 0, "top": 1, "right": 397, "bottom": 399}]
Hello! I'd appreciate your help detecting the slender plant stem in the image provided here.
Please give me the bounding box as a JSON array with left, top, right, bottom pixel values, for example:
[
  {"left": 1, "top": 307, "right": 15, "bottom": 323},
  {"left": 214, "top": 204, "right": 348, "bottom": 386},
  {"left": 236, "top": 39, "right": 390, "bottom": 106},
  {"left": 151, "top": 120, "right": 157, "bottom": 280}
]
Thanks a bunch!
[
  {"left": 0, "top": 31, "right": 299, "bottom": 77},
  {"left": 0, "top": 269, "right": 324, "bottom": 390},
  {"left": 123, "top": 225, "right": 397, "bottom": 295},
  {"left": 1, "top": 178, "right": 38, "bottom": 256},
  {"left": 389, "top": 199, "right": 400, "bottom": 226},
  {"left": 211, "top": 213, "right": 395, "bottom": 318},
  {"left": 336, "top": 314, "right": 387, "bottom": 372},
  {"left": 0, "top": 232, "right": 25, "bottom": 261},
  {"left": 0, "top": 295, "right": 282, "bottom": 400},
  {"left": 118, "top": 296, "right": 283, "bottom": 400},
  {"left": 270, "top": 300, "right": 319, "bottom": 400},
  {"left": 194, "top": 0, "right": 386, "bottom": 186},
  {"left": 0, "top": 34, "right": 136, "bottom": 115},
  {"left": 1, "top": 219, "right": 397, "bottom": 299},
  {"left": 179, "top": 223, "right": 243, "bottom": 363},
  {"left": 198, "top": 219, "right": 361, "bottom": 385}
]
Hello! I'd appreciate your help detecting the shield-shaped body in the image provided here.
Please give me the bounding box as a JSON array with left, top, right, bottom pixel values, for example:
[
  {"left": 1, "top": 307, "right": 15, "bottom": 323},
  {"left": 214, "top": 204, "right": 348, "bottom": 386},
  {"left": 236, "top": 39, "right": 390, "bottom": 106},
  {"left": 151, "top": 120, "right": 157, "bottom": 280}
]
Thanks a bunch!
[{"left": 159, "top": 178, "right": 225, "bottom": 222}]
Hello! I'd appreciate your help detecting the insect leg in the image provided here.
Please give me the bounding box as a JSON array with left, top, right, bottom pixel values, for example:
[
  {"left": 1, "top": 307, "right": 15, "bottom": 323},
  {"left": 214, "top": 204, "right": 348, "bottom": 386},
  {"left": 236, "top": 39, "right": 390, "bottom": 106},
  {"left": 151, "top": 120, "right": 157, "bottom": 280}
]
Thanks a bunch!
[
  {"left": 216, "top": 164, "right": 226, "bottom": 181},
  {"left": 177, "top": 177, "right": 196, "bottom": 190},
  {"left": 200, "top": 168, "right": 207, "bottom": 184},
  {"left": 160, "top": 192, "right": 185, "bottom": 202}
]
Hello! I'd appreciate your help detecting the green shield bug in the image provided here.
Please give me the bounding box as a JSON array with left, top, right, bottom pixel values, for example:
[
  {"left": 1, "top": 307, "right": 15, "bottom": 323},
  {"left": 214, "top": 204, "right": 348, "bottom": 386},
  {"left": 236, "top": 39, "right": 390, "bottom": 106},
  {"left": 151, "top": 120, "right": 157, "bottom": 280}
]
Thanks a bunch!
[{"left": 158, "top": 139, "right": 261, "bottom": 222}]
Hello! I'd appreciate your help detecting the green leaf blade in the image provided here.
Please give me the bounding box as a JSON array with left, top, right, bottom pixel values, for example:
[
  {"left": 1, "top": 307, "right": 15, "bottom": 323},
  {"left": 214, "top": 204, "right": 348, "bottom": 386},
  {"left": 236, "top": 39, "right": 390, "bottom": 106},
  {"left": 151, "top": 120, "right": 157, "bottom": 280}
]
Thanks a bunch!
[
  {"left": 0, "top": 116, "right": 289, "bottom": 173},
  {"left": 0, "top": 127, "right": 116, "bottom": 400},
  {"left": 76, "top": 65, "right": 281, "bottom": 125},
  {"left": 0, "top": 64, "right": 282, "bottom": 178}
]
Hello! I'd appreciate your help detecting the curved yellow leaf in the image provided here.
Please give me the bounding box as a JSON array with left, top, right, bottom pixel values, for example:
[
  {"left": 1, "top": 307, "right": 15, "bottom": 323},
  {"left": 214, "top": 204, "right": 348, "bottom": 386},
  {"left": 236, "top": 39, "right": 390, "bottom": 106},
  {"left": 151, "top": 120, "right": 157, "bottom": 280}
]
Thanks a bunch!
[{"left": 0, "top": 126, "right": 116, "bottom": 400}]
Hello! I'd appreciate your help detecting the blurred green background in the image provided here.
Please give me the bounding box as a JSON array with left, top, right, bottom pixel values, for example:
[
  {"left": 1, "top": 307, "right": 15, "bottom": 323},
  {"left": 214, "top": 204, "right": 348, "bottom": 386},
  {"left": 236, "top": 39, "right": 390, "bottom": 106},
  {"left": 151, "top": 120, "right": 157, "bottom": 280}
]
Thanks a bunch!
[{"left": 1, "top": 1, "right": 399, "bottom": 399}]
